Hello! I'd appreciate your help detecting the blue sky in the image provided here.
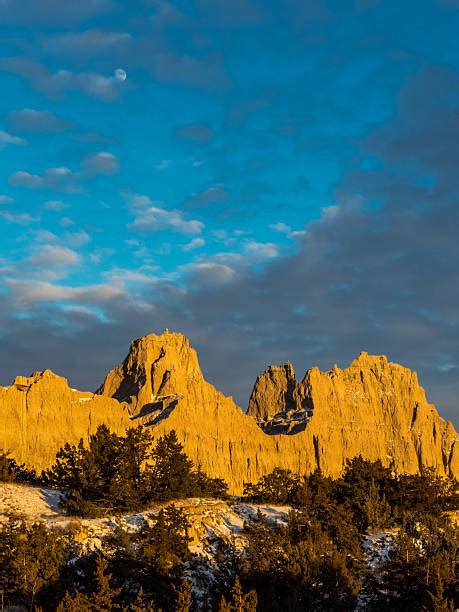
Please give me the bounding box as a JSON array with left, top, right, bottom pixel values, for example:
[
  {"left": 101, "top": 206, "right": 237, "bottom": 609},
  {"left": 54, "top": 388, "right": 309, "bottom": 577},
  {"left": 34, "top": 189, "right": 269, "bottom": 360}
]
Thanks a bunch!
[{"left": 0, "top": 0, "right": 458, "bottom": 425}]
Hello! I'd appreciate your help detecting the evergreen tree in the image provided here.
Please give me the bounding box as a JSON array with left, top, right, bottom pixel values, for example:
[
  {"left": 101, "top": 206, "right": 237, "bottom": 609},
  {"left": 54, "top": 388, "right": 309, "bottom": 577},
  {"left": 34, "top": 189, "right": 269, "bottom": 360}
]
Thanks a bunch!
[
  {"left": 3, "top": 520, "right": 72, "bottom": 610},
  {"left": 218, "top": 595, "right": 232, "bottom": 612},
  {"left": 243, "top": 468, "right": 300, "bottom": 504},
  {"left": 110, "top": 427, "right": 152, "bottom": 510},
  {"left": 175, "top": 578, "right": 193, "bottom": 611},
  {"left": 129, "top": 587, "right": 156, "bottom": 611},
  {"left": 90, "top": 554, "right": 122, "bottom": 611},
  {"left": 147, "top": 431, "right": 194, "bottom": 500},
  {"left": 56, "top": 590, "right": 92, "bottom": 611},
  {"left": 81, "top": 425, "right": 121, "bottom": 501},
  {"left": 139, "top": 506, "right": 191, "bottom": 574},
  {"left": 0, "top": 452, "right": 36, "bottom": 484},
  {"left": 45, "top": 439, "right": 86, "bottom": 490},
  {"left": 229, "top": 577, "right": 258, "bottom": 611},
  {"left": 378, "top": 513, "right": 458, "bottom": 610},
  {"left": 362, "top": 480, "right": 393, "bottom": 531},
  {"left": 192, "top": 465, "right": 228, "bottom": 498}
]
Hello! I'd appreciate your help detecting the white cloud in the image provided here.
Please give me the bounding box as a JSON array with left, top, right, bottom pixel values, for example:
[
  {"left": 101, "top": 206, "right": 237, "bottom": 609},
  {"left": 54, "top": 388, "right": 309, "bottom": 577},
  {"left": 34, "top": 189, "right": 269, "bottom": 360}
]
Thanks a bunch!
[
  {"left": 155, "top": 159, "right": 172, "bottom": 170},
  {"left": 8, "top": 108, "right": 71, "bottom": 132},
  {"left": 43, "top": 199, "right": 68, "bottom": 211},
  {"left": 127, "top": 194, "right": 204, "bottom": 235},
  {"left": 0, "top": 195, "right": 14, "bottom": 204},
  {"left": 270, "top": 221, "right": 306, "bottom": 240},
  {"left": 82, "top": 151, "right": 119, "bottom": 176},
  {"left": 44, "top": 30, "right": 132, "bottom": 56},
  {"left": 27, "top": 245, "right": 80, "bottom": 267},
  {"left": 66, "top": 230, "right": 91, "bottom": 248},
  {"left": 10, "top": 152, "right": 119, "bottom": 193},
  {"left": 105, "top": 267, "right": 158, "bottom": 286},
  {"left": 0, "top": 130, "right": 25, "bottom": 146},
  {"left": 33, "top": 229, "right": 59, "bottom": 243},
  {"left": 0, "top": 210, "right": 37, "bottom": 225},
  {"left": 270, "top": 222, "right": 292, "bottom": 234},
  {"left": 244, "top": 241, "right": 279, "bottom": 261},
  {"left": 7, "top": 279, "right": 125, "bottom": 304},
  {"left": 185, "top": 262, "right": 238, "bottom": 286},
  {"left": 0, "top": 58, "right": 122, "bottom": 101},
  {"left": 182, "top": 237, "right": 205, "bottom": 252},
  {"left": 9, "top": 167, "right": 80, "bottom": 192}
]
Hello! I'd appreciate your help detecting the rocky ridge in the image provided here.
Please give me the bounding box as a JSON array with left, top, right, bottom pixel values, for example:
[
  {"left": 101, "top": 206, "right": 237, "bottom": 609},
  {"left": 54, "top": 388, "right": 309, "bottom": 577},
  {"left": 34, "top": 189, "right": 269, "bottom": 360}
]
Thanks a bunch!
[{"left": 1, "top": 331, "right": 458, "bottom": 493}]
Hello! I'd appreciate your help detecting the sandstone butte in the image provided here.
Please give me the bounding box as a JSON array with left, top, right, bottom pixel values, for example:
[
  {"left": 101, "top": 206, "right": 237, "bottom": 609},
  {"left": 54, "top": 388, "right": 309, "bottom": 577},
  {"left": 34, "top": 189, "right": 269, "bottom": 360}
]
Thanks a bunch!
[{"left": 0, "top": 331, "right": 458, "bottom": 494}]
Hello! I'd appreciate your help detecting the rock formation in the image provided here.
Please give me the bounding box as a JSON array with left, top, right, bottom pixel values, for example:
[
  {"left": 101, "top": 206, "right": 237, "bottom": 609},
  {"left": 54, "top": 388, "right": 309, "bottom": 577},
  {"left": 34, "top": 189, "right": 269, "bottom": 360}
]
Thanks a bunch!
[
  {"left": 1, "top": 331, "right": 458, "bottom": 493},
  {"left": 248, "top": 363, "right": 312, "bottom": 434},
  {"left": 0, "top": 370, "right": 131, "bottom": 472}
]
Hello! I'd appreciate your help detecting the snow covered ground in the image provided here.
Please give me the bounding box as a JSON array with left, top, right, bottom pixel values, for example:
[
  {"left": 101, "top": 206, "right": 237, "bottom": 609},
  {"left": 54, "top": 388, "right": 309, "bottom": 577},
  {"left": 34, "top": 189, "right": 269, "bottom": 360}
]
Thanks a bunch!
[
  {"left": 356, "top": 531, "right": 396, "bottom": 610},
  {"left": 0, "top": 483, "right": 290, "bottom": 553},
  {"left": 1, "top": 483, "right": 397, "bottom": 609}
]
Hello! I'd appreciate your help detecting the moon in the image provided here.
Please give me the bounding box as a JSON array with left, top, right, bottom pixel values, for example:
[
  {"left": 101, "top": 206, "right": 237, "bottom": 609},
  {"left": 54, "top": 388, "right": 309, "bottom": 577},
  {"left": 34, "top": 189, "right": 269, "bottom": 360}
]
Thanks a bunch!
[{"left": 115, "top": 68, "right": 127, "bottom": 82}]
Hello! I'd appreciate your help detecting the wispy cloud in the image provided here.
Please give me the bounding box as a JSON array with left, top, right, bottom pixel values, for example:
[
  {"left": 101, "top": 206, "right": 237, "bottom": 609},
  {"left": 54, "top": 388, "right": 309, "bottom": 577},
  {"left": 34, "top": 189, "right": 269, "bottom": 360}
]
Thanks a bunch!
[
  {"left": 43, "top": 30, "right": 132, "bottom": 57},
  {"left": 0, "top": 130, "right": 25, "bottom": 146},
  {"left": 186, "top": 184, "right": 229, "bottom": 208},
  {"left": 9, "top": 151, "right": 120, "bottom": 192},
  {"left": 127, "top": 194, "right": 204, "bottom": 235},
  {"left": 9, "top": 167, "right": 81, "bottom": 192},
  {"left": 27, "top": 245, "right": 80, "bottom": 267},
  {"left": 244, "top": 241, "right": 279, "bottom": 261},
  {"left": 0, "top": 58, "right": 123, "bottom": 101},
  {"left": 43, "top": 199, "right": 68, "bottom": 211},
  {"left": 185, "top": 261, "right": 239, "bottom": 286},
  {"left": 81, "top": 151, "right": 119, "bottom": 176},
  {"left": 8, "top": 108, "right": 72, "bottom": 133},
  {"left": 0, "top": 0, "right": 115, "bottom": 26},
  {"left": 182, "top": 237, "right": 205, "bottom": 252},
  {"left": 176, "top": 123, "right": 213, "bottom": 143},
  {"left": 0, "top": 210, "right": 38, "bottom": 225},
  {"left": 155, "top": 159, "right": 172, "bottom": 170},
  {"left": 7, "top": 279, "right": 124, "bottom": 305}
]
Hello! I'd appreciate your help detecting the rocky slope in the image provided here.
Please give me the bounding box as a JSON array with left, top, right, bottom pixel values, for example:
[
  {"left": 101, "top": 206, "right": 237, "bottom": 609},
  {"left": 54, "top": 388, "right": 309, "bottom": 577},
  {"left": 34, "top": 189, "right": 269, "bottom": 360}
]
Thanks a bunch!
[{"left": 1, "top": 331, "right": 458, "bottom": 493}]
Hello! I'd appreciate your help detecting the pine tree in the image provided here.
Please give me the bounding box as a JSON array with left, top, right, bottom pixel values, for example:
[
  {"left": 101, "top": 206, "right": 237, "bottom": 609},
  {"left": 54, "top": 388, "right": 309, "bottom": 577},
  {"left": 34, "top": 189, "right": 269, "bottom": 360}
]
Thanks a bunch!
[
  {"left": 148, "top": 431, "right": 194, "bottom": 500},
  {"left": 0, "top": 452, "right": 30, "bottom": 483},
  {"left": 81, "top": 425, "right": 121, "bottom": 501},
  {"left": 139, "top": 506, "right": 191, "bottom": 574},
  {"left": 6, "top": 521, "right": 72, "bottom": 610},
  {"left": 56, "top": 590, "right": 92, "bottom": 611},
  {"left": 44, "top": 439, "right": 86, "bottom": 490},
  {"left": 90, "top": 553, "right": 122, "bottom": 611},
  {"left": 175, "top": 578, "right": 193, "bottom": 611},
  {"left": 428, "top": 575, "right": 455, "bottom": 611},
  {"left": 228, "top": 577, "right": 258, "bottom": 612},
  {"left": 191, "top": 465, "right": 228, "bottom": 498},
  {"left": 243, "top": 468, "right": 299, "bottom": 503},
  {"left": 130, "top": 587, "right": 156, "bottom": 612},
  {"left": 218, "top": 595, "right": 232, "bottom": 612},
  {"left": 110, "top": 427, "right": 152, "bottom": 510},
  {"left": 362, "top": 480, "right": 392, "bottom": 531}
]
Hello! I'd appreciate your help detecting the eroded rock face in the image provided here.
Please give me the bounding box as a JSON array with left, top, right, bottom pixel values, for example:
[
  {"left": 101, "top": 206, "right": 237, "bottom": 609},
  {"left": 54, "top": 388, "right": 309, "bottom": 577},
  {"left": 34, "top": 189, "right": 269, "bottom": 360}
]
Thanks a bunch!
[
  {"left": 248, "top": 363, "right": 312, "bottom": 434},
  {"left": 1, "top": 333, "right": 457, "bottom": 493},
  {"left": 247, "top": 352, "right": 459, "bottom": 478},
  {"left": 0, "top": 370, "right": 131, "bottom": 472}
]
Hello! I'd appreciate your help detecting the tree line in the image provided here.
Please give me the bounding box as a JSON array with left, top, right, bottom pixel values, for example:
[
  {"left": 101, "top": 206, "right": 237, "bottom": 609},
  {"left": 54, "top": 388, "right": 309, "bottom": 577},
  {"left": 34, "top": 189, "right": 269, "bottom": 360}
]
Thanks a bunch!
[
  {"left": 238, "top": 458, "right": 458, "bottom": 610},
  {"left": 1, "top": 425, "right": 227, "bottom": 515},
  {"left": 1, "top": 434, "right": 458, "bottom": 609}
]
